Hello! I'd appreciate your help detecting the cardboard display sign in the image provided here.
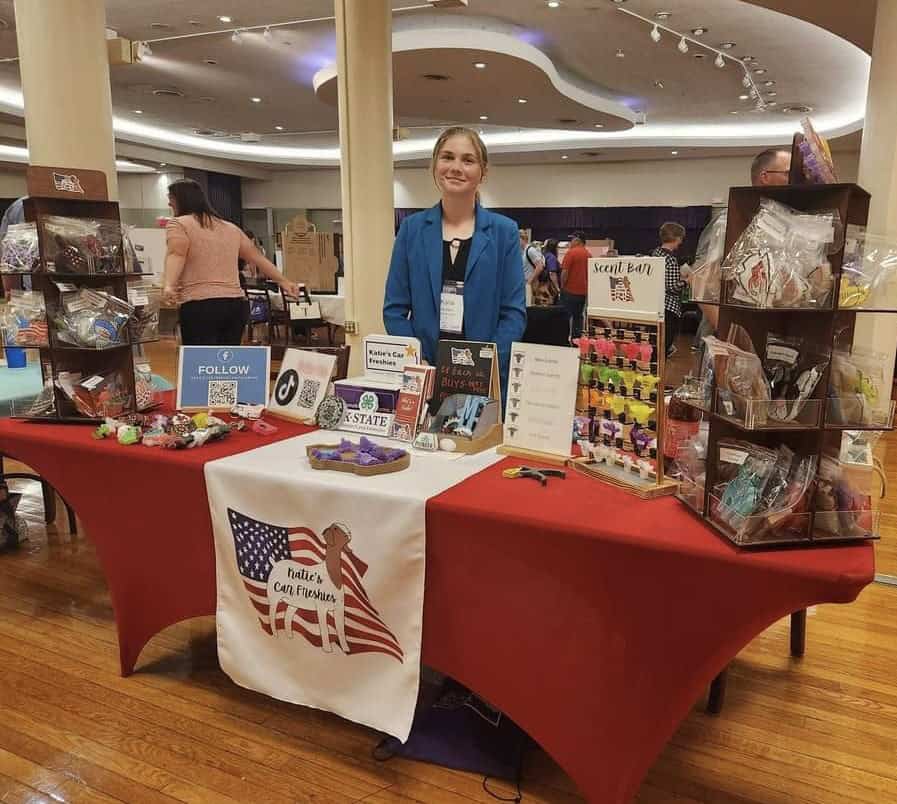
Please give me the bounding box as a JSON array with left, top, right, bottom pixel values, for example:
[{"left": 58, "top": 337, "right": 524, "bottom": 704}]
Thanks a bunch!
[
  {"left": 503, "top": 342, "right": 579, "bottom": 458},
  {"left": 587, "top": 256, "right": 666, "bottom": 322},
  {"left": 281, "top": 216, "right": 338, "bottom": 293},
  {"left": 268, "top": 348, "right": 336, "bottom": 423},
  {"left": 176, "top": 346, "right": 271, "bottom": 411},
  {"left": 432, "top": 340, "right": 500, "bottom": 411}
]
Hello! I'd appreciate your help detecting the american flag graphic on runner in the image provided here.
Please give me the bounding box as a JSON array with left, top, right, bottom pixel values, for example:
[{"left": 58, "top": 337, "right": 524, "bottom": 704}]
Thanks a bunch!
[{"left": 227, "top": 509, "right": 404, "bottom": 662}]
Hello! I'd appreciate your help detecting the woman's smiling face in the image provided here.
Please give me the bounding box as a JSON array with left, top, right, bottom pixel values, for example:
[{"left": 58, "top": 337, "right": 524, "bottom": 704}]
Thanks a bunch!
[{"left": 433, "top": 134, "right": 485, "bottom": 197}]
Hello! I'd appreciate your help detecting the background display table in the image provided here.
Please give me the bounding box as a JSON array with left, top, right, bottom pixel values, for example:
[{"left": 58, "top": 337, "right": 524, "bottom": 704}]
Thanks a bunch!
[
  {"left": 0, "top": 363, "right": 42, "bottom": 416},
  {"left": 0, "top": 399, "right": 873, "bottom": 804}
]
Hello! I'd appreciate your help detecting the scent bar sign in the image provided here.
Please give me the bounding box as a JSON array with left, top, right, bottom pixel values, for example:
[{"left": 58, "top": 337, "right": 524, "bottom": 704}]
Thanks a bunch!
[
  {"left": 177, "top": 345, "right": 271, "bottom": 411},
  {"left": 587, "top": 256, "right": 666, "bottom": 322}
]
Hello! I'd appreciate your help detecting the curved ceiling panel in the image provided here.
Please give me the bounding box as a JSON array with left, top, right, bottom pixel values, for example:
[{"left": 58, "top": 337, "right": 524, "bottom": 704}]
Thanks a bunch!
[{"left": 313, "top": 27, "right": 637, "bottom": 132}]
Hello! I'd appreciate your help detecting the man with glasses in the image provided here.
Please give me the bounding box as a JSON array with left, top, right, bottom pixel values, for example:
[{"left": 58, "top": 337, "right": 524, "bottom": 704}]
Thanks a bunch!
[{"left": 750, "top": 148, "right": 792, "bottom": 186}]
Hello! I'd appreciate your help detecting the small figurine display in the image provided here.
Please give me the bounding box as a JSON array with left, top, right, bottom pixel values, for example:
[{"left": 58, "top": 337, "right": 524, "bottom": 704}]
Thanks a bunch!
[
  {"left": 91, "top": 409, "right": 251, "bottom": 449},
  {"left": 307, "top": 436, "right": 410, "bottom": 475}
]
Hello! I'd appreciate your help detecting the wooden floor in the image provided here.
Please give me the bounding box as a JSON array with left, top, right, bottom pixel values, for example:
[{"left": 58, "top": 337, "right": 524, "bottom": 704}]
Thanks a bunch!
[
  {"left": 2, "top": 336, "right": 897, "bottom": 803},
  {"left": 1, "top": 481, "right": 896, "bottom": 804}
]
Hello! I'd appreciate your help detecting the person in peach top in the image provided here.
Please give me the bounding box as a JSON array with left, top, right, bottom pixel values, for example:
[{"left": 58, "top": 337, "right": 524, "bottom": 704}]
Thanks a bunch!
[{"left": 162, "top": 179, "right": 299, "bottom": 345}]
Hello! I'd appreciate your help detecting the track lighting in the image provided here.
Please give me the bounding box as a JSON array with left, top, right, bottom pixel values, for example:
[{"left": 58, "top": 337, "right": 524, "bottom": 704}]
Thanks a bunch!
[
  {"left": 232, "top": 29, "right": 242, "bottom": 43},
  {"left": 650, "top": 25, "right": 661, "bottom": 43},
  {"left": 677, "top": 36, "right": 688, "bottom": 53},
  {"left": 263, "top": 26, "right": 272, "bottom": 41},
  {"left": 742, "top": 75, "right": 752, "bottom": 88},
  {"left": 714, "top": 53, "right": 725, "bottom": 68}
]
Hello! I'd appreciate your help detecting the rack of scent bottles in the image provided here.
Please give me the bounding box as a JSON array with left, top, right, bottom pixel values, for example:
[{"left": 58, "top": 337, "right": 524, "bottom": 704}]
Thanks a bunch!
[{"left": 569, "top": 316, "right": 678, "bottom": 499}]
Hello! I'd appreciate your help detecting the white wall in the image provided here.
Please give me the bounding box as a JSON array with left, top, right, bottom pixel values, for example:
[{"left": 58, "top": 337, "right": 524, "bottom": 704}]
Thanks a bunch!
[
  {"left": 244, "top": 152, "right": 861, "bottom": 211},
  {"left": 0, "top": 172, "right": 27, "bottom": 198},
  {"left": 118, "top": 170, "right": 184, "bottom": 210}
]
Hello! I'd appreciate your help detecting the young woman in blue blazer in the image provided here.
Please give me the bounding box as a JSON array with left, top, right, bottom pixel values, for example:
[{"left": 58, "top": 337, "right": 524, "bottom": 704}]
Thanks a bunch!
[{"left": 383, "top": 127, "right": 526, "bottom": 399}]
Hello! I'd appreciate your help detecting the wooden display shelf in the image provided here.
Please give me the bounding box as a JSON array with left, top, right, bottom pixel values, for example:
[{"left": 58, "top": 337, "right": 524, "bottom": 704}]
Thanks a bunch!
[
  {"left": 14, "top": 180, "right": 141, "bottom": 425},
  {"left": 683, "top": 181, "right": 892, "bottom": 548},
  {"left": 569, "top": 457, "right": 678, "bottom": 499}
]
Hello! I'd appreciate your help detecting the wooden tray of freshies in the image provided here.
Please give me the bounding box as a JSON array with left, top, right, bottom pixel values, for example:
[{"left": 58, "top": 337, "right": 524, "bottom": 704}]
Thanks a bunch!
[{"left": 306, "top": 440, "right": 410, "bottom": 476}]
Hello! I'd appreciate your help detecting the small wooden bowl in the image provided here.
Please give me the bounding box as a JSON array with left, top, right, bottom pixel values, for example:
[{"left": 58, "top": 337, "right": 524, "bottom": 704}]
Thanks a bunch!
[{"left": 306, "top": 443, "right": 411, "bottom": 476}]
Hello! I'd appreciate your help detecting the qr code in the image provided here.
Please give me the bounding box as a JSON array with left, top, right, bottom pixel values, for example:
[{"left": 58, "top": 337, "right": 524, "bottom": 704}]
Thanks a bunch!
[
  {"left": 298, "top": 378, "right": 321, "bottom": 408},
  {"left": 208, "top": 380, "right": 238, "bottom": 408}
]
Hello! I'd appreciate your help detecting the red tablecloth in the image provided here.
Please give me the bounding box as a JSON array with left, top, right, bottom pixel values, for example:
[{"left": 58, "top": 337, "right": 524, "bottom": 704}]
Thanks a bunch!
[{"left": 0, "top": 403, "right": 874, "bottom": 804}]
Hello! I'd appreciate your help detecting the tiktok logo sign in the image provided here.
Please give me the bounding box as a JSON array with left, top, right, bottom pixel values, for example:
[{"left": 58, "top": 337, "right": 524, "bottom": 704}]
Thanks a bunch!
[{"left": 268, "top": 350, "right": 337, "bottom": 423}]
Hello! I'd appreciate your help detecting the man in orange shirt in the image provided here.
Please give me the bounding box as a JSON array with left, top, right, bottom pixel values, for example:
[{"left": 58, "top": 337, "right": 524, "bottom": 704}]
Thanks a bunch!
[{"left": 560, "top": 230, "right": 592, "bottom": 339}]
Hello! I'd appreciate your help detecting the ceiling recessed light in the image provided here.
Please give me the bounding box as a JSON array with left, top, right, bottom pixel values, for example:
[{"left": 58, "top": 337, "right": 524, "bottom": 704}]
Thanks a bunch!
[
  {"left": 729, "top": 110, "right": 739, "bottom": 115},
  {"left": 766, "top": 101, "right": 778, "bottom": 107},
  {"left": 671, "top": 150, "right": 678, "bottom": 155},
  {"left": 615, "top": 48, "right": 625, "bottom": 58},
  {"left": 783, "top": 104, "right": 813, "bottom": 114},
  {"left": 561, "top": 154, "right": 568, "bottom": 159},
  {"left": 594, "top": 123, "right": 604, "bottom": 128},
  {"left": 766, "top": 91, "right": 777, "bottom": 97},
  {"left": 250, "top": 96, "right": 262, "bottom": 103},
  {"left": 133, "top": 109, "right": 143, "bottom": 114},
  {"left": 741, "top": 55, "right": 755, "bottom": 62},
  {"left": 739, "top": 94, "right": 749, "bottom": 100},
  {"left": 693, "top": 53, "right": 706, "bottom": 60},
  {"left": 691, "top": 27, "right": 708, "bottom": 36},
  {"left": 719, "top": 42, "right": 736, "bottom": 50},
  {"left": 473, "top": 61, "right": 487, "bottom": 69},
  {"left": 547, "top": 1, "right": 561, "bottom": 7},
  {"left": 763, "top": 80, "right": 776, "bottom": 87},
  {"left": 654, "top": 11, "right": 672, "bottom": 20},
  {"left": 753, "top": 68, "right": 767, "bottom": 75},
  {"left": 218, "top": 15, "right": 233, "bottom": 23},
  {"left": 274, "top": 125, "right": 284, "bottom": 131},
  {"left": 204, "top": 58, "right": 218, "bottom": 65},
  {"left": 159, "top": 162, "right": 167, "bottom": 166},
  {"left": 479, "top": 115, "right": 489, "bottom": 120},
  {"left": 150, "top": 22, "right": 171, "bottom": 30},
  {"left": 517, "top": 97, "right": 528, "bottom": 103},
  {"left": 188, "top": 19, "right": 202, "bottom": 26},
  {"left": 612, "top": 0, "right": 627, "bottom": 4}
]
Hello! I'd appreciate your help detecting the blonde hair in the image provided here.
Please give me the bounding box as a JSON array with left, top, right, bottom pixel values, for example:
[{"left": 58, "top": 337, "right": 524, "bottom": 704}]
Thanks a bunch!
[{"left": 430, "top": 126, "right": 489, "bottom": 196}]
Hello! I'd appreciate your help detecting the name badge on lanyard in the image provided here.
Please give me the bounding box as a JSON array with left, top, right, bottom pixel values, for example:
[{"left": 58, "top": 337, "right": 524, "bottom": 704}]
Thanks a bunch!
[{"left": 440, "top": 281, "right": 464, "bottom": 335}]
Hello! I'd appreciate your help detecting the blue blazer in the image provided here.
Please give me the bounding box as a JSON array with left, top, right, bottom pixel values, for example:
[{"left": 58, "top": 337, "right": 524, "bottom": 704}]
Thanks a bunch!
[{"left": 383, "top": 203, "right": 527, "bottom": 397}]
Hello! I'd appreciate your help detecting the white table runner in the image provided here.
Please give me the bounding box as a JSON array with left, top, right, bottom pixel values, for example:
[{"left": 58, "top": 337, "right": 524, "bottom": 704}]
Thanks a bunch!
[{"left": 204, "top": 432, "right": 501, "bottom": 740}]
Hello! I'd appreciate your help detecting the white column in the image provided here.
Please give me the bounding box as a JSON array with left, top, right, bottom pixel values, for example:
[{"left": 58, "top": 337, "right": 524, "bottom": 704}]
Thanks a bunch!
[
  {"left": 334, "top": 0, "right": 395, "bottom": 373},
  {"left": 14, "top": 0, "right": 119, "bottom": 199},
  {"left": 855, "top": 0, "right": 897, "bottom": 386}
]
